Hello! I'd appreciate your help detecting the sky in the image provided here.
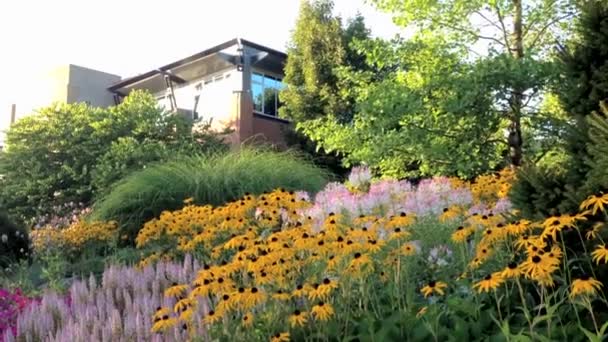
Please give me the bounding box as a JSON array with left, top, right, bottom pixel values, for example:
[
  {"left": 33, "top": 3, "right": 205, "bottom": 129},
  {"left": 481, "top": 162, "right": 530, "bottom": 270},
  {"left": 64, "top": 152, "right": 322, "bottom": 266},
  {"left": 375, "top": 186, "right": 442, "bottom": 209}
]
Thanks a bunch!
[{"left": 0, "top": 0, "right": 402, "bottom": 110}]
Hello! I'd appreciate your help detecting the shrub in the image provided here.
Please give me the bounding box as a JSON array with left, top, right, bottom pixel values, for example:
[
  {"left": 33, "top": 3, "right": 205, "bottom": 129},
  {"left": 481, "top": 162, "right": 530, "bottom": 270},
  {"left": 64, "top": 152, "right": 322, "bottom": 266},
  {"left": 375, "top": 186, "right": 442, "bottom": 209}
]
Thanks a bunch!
[
  {"left": 91, "top": 148, "right": 331, "bottom": 240},
  {"left": 0, "top": 90, "right": 225, "bottom": 223},
  {"left": 30, "top": 220, "right": 118, "bottom": 261},
  {"left": 0, "top": 212, "right": 29, "bottom": 267}
]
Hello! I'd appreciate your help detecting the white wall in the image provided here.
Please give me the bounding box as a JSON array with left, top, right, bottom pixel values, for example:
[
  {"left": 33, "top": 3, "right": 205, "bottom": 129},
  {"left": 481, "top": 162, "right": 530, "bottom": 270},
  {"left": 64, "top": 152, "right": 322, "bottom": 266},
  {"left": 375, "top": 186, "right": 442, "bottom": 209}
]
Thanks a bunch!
[{"left": 156, "top": 67, "right": 239, "bottom": 132}]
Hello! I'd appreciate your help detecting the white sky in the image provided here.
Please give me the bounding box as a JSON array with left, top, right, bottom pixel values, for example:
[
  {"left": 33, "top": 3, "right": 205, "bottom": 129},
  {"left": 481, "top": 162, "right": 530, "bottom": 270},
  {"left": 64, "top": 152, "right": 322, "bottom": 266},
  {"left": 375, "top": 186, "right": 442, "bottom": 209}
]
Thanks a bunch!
[{"left": 0, "top": 0, "right": 402, "bottom": 123}]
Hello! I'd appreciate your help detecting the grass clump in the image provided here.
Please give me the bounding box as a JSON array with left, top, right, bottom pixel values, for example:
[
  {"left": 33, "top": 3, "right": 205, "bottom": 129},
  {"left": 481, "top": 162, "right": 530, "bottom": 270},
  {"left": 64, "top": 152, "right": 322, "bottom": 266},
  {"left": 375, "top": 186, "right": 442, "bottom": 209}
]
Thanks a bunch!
[{"left": 91, "top": 148, "right": 331, "bottom": 240}]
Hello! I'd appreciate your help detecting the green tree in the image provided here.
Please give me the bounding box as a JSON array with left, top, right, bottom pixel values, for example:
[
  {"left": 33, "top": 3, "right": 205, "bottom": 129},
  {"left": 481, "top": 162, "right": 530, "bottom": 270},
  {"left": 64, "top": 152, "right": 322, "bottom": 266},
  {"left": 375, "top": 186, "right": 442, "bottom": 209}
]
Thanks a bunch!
[
  {"left": 279, "top": 1, "right": 372, "bottom": 177},
  {"left": 511, "top": 0, "right": 608, "bottom": 217},
  {"left": 0, "top": 90, "right": 224, "bottom": 223},
  {"left": 299, "top": 0, "right": 574, "bottom": 178},
  {"left": 300, "top": 34, "right": 506, "bottom": 178}
]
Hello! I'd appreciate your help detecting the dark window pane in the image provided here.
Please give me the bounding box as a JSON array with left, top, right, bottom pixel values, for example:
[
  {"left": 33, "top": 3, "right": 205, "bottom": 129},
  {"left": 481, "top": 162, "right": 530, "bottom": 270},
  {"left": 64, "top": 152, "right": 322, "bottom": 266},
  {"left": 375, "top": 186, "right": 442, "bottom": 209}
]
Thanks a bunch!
[
  {"left": 252, "top": 82, "right": 263, "bottom": 112},
  {"left": 263, "top": 88, "right": 277, "bottom": 116}
]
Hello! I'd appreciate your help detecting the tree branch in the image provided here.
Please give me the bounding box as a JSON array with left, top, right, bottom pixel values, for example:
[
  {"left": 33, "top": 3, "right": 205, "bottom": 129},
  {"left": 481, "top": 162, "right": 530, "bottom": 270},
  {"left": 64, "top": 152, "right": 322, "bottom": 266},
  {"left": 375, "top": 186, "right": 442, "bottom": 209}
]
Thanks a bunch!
[
  {"left": 441, "top": 22, "right": 506, "bottom": 47},
  {"left": 522, "top": 0, "right": 558, "bottom": 38},
  {"left": 528, "top": 12, "right": 574, "bottom": 50},
  {"left": 494, "top": 4, "right": 513, "bottom": 56}
]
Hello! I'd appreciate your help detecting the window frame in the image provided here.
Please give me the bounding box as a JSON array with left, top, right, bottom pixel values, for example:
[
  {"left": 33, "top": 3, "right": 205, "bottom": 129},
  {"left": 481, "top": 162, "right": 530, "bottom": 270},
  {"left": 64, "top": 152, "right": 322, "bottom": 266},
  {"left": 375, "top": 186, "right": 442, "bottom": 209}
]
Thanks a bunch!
[{"left": 251, "top": 70, "right": 284, "bottom": 117}]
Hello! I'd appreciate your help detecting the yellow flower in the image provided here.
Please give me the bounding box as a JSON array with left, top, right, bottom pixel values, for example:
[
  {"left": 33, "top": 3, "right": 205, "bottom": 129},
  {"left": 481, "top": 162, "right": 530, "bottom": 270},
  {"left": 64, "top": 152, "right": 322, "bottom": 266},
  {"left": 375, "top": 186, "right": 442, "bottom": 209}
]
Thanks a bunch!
[
  {"left": 151, "top": 316, "right": 178, "bottom": 333},
  {"left": 311, "top": 301, "right": 335, "bottom": 321},
  {"left": 183, "top": 197, "right": 194, "bottom": 204},
  {"left": 420, "top": 281, "right": 448, "bottom": 298},
  {"left": 203, "top": 309, "right": 222, "bottom": 325},
  {"left": 501, "top": 262, "right": 521, "bottom": 279},
  {"left": 242, "top": 312, "right": 254, "bottom": 328},
  {"left": 270, "top": 332, "right": 290, "bottom": 342},
  {"left": 579, "top": 193, "right": 608, "bottom": 215},
  {"left": 451, "top": 226, "right": 473, "bottom": 243},
  {"left": 473, "top": 272, "right": 504, "bottom": 293},
  {"left": 308, "top": 278, "right": 338, "bottom": 301},
  {"left": 174, "top": 298, "right": 194, "bottom": 313},
  {"left": 591, "top": 244, "right": 608, "bottom": 264},
  {"left": 520, "top": 254, "right": 559, "bottom": 280},
  {"left": 401, "top": 242, "right": 418, "bottom": 256},
  {"left": 586, "top": 223, "right": 604, "bottom": 240},
  {"left": 570, "top": 276, "right": 603, "bottom": 298},
  {"left": 288, "top": 310, "right": 308, "bottom": 327},
  {"left": 164, "top": 283, "right": 188, "bottom": 298},
  {"left": 272, "top": 289, "right": 291, "bottom": 301}
]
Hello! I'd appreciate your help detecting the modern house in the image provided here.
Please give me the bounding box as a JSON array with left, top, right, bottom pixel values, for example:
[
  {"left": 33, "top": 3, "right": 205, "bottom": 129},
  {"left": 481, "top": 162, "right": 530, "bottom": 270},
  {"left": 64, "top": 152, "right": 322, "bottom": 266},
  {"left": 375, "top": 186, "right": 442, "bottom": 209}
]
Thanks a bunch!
[
  {"left": 1, "top": 38, "right": 290, "bottom": 150},
  {"left": 110, "top": 38, "right": 290, "bottom": 146}
]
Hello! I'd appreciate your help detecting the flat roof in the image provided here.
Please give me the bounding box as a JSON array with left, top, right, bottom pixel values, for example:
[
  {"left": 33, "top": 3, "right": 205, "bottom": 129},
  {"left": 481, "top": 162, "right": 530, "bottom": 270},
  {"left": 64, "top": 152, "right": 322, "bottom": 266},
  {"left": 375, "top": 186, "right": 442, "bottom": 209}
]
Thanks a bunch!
[{"left": 108, "top": 38, "right": 287, "bottom": 95}]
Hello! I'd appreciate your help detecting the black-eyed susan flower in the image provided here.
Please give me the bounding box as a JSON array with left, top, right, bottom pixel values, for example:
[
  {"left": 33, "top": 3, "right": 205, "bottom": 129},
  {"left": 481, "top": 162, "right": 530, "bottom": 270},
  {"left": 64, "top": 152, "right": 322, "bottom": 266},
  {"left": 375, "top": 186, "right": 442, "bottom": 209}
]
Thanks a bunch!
[
  {"left": 501, "top": 262, "right": 521, "bottom": 279},
  {"left": 309, "top": 278, "right": 338, "bottom": 300},
  {"left": 242, "top": 312, "right": 254, "bottom": 328},
  {"left": 151, "top": 315, "right": 178, "bottom": 333},
  {"left": 591, "top": 244, "right": 608, "bottom": 264},
  {"left": 272, "top": 289, "right": 291, "bottom": 301},
  {"left": 311, "top": 301, "right": 334, "bottom": 321},
  {"left": 520, "top": 254, "right": 559, "bottom": 280},
  {"left": 203, "top": 310, "right": 222, "bottom": 325},
  {"left": 473, "top": 272, "right": 504, "bottom": 293},
  {"left": 420, "top": 280, "right": 448, "bottom": 298},
  {"left": 164, "top": 283, "right": 189, "bottom": 298},
  {"left": 270, "top": 332, "right": 290, "bottom": 342},
  {"left": 579, "top": 193, "right": 608, "bottom": 215},
  {"left": 401, "top": 242, "right": 418, "bottom": 256},
  {"left": 586, "top": 223, "right": 604, "bottom": 240},
  {"left": 174, "top": 298, "right": 194, "bottom": 313},
  {"left": 153, "top": 307, "right": 172, "bottom": 322},
  {"left": 570, "top": 275, "right": 603, "bottom": 298},
  {"left": 242, "top": 287, "right": 266, "bottom": 309},
  {"left": 288, "top": 309, "right": 308, "bottom": 327},
  {"left": 451, "top": 226, "right": 472, "bottom": 243}
]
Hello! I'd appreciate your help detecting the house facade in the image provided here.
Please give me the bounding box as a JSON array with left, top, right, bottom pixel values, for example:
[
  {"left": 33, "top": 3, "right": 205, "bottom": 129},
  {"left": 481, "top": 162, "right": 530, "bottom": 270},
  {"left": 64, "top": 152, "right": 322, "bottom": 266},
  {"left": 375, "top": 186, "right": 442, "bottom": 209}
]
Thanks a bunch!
[
  {"left": 1, "top": 38, "right": 290, "bottom": 150},
  {"left": 108, "top": 38, "right": 290, "bottom": 147}
]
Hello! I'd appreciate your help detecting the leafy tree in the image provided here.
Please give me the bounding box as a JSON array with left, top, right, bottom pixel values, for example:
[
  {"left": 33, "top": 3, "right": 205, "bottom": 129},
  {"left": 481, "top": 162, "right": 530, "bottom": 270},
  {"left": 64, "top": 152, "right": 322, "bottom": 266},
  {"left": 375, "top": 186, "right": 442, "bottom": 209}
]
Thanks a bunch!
[
  {"left": 299, "top": 0, "right": 574, "bottom": 178},
  {"left": 0, "top": 90, "right": 225, "bottom": 223},
  {"left": 300, "top": 34, "right": 506, "bottom": 178}
]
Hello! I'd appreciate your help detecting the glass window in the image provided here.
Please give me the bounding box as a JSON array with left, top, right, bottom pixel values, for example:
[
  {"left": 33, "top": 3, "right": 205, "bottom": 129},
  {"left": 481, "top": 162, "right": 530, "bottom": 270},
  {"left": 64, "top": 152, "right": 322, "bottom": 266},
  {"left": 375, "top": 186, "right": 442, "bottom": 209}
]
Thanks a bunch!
[
  {"left": 252, "top": 72, "right": 264, "bottom": 84},
  {"left": 252, "top": 82, "right": 264, "bottom": 112},
  {"left": 251, "top": 72, "right": 284, "bottom": 116}
]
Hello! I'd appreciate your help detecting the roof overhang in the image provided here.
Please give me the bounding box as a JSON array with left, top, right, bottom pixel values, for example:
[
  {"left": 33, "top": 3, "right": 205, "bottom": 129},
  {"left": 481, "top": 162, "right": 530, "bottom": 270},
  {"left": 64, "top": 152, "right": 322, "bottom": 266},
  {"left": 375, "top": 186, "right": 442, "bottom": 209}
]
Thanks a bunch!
[{"left": 108, "top": 38, "right": 287, "bottom": 96}]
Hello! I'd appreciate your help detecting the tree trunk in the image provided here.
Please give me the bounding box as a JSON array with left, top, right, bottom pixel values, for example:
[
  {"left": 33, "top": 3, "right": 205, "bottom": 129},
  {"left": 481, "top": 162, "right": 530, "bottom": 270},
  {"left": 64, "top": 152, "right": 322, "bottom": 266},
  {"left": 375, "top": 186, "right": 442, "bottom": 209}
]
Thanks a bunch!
[{"left": 509, "top": 0, "right": 524, "bottom": 166}]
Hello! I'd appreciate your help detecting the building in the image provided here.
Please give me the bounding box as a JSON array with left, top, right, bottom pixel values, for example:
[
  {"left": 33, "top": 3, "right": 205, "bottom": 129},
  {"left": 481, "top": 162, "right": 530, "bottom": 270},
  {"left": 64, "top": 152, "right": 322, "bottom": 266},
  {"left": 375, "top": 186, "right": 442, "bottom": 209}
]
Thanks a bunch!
[
  {"left": 0, "top": 65, "right": 121, "bottom": 149},
  {"left": 109, "top": 38, "right": 290, "bottom": 147},
  {"left": 2, "top": 38, "right": 290, "bottom": 150}
]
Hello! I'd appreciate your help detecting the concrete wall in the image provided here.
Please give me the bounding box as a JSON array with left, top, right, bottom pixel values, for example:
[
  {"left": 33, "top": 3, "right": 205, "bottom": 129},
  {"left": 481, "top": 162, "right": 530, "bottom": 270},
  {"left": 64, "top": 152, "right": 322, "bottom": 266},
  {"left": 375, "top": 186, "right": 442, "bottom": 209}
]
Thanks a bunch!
[{"left": 66, "top": 65, "right": 121, "bottom": 107}]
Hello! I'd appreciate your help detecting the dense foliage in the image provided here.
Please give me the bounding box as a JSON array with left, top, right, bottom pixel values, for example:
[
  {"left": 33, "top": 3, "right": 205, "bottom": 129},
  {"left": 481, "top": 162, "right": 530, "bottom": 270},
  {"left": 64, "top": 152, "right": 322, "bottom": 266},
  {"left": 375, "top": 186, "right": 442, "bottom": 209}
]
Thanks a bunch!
[
  {"left": 279, "top": 0, "right": 372, "bottom": 178},
  {"left": 290, "top": 0, "right": 573, "bottom": 178},
  {"left": 0, "top": 91, "right": 225, "bottom": 223},
  {"left": 0, "top": 212, "right": 29, "bottom": 268},
  {"left": 511, "top": 1, "right": 608, "bottom": 218},
  {"left": 91, "top": 149, "right": 331, "bottom": 241},
  {"left": 12, "top": 168, "right": 599, "bottom": 341}
]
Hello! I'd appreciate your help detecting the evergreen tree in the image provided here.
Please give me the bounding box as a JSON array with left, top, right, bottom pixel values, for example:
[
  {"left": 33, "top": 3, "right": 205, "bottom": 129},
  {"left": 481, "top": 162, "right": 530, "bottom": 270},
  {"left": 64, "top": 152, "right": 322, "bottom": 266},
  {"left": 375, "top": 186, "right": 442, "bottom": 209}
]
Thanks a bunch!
[
  {"left": 280, "top": 0, "right": 345, "bottom": 122},
  {"left": 511, "top": 1, "right": 608, "bottom": 217},
  {"left": 280, "top": 1, "right": 372, "bottom": 177}
]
